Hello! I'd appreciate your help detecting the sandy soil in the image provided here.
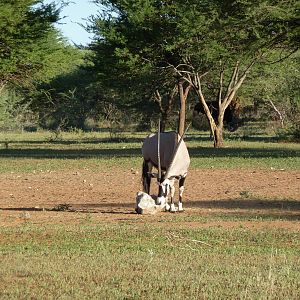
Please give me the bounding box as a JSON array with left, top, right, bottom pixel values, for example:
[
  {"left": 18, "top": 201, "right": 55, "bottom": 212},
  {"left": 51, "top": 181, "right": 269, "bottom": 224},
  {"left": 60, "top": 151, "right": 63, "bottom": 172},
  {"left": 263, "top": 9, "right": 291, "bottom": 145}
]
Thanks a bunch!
[{"left": 0, "top": 167, "right": 299, "bottom": 229}]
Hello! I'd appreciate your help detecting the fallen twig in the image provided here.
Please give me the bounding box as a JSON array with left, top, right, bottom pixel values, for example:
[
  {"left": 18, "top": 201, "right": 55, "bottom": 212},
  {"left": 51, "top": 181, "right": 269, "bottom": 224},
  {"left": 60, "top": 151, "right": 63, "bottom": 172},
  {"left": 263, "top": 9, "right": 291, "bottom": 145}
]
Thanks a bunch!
[{"left": 168, "top": 232, "right": 213, "bottom": 248}]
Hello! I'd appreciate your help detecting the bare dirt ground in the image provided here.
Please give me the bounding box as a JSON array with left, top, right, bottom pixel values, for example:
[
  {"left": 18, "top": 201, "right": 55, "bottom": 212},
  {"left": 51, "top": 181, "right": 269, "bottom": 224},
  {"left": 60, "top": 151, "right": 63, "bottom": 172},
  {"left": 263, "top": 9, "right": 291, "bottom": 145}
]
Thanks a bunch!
[{"left": 0, "top": 167, "right": 299, "bottom": 229}]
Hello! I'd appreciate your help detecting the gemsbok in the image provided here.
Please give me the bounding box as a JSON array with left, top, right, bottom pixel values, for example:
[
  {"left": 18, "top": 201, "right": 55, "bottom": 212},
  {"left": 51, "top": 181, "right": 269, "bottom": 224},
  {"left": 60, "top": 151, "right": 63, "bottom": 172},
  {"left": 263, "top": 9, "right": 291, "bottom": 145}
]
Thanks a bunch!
[{"left": 141, "top": 128, "right": 190, "bottom": 212}]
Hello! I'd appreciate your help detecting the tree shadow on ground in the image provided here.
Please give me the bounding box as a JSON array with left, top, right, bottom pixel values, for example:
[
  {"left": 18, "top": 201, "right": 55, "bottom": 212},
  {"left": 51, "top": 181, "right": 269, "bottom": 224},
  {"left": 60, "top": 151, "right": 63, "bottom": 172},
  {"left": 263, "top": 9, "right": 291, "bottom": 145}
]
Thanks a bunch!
[
  {"left": 0, "top": 146, "right": 299, "bottom": 159},
  {"left": 0, "top": 204, "right": 136, "bottom": 215},
  {"left": 188, "top": 198, "right": 300, "bottom": 210},
  {"left": 1, "top": 198, "right": 299, "bottom": 220},
  {"left": 0, "top": 132, "right": 287, "bottom": 147},
  {"left": 0, "top": 137, "right": 145, "bottom": 146},
  {"left": 0, "top": 147, "right": 141, "bottom": 159},
  {"left": 185, "top": 134, "right": 285, "bottom": 143},
  {"left": 188, "top": 146, "right": 300, "bottom": 159},
  {"left": 187, "top": 198, "right": 300, "bottom": 221}
]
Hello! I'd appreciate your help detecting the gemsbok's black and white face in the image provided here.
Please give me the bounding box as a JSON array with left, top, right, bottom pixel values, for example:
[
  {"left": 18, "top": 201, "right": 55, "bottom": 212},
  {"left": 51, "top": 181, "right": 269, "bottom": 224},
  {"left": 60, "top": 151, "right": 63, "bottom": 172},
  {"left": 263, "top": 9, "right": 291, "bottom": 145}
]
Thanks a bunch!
[{"left": 141, "top": 131, "right": 190, "bottom": 213}]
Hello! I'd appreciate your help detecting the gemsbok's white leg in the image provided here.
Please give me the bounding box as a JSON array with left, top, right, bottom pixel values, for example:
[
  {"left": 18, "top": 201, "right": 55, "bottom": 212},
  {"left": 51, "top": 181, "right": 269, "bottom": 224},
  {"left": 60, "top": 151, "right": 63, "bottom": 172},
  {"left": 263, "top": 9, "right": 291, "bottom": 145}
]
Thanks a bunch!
[
  {"left": 157, "top": 196, "right": 166, "bottom": 206},
  {"left": 170, "top": 203, "right": 176, "bottom": 213},
  {"left": 165, "top": 200, "right": 171, "bottom": 212},
  {"left": 169, "top": 184, "right": 177, "bottom": 213},
  {"left": 178, "top": 186, "right": 185, "bottom": 212},
  {"left": 178, "top": 202, "right": 183, "bottom": 212}
]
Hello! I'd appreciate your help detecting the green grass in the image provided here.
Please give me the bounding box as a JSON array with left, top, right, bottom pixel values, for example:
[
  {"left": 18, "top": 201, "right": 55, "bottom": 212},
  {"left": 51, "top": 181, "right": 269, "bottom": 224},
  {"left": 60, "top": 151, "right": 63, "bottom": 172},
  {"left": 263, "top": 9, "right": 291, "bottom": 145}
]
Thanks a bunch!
[
  {"left": 0, "top": 130, "right": 299, "bottom": 173},
  {"left": 0, "top": 223, "right": 299, "bottom": 299},
  {"left": 0, "top": 130, "right": 299, "bottom": 299}
]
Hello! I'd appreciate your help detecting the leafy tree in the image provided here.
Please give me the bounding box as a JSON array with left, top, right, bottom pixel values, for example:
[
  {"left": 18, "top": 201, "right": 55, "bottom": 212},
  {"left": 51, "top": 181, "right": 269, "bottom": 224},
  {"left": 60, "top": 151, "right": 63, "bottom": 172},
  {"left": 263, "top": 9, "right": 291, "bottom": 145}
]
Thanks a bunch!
[
  {"left": 89, "top": 0, "right": 299, "bottom": 146},
  {"left": 0, "top": 0, "right": 94, "bottom": 130},
  {"left": 171, "top": 0, "right": 299, "bottom": 146},
  {"left": 241, "top": 52, "right": 300, "bottom": 130},
  {"left": 27, "top": 51, "right": 98, "bottom": 131},
  {"left": 0, "top": 0, "right": 63, "bottom": 92},
  {"left": 88, "top": 0, "right": 190, "bottom": 133}
]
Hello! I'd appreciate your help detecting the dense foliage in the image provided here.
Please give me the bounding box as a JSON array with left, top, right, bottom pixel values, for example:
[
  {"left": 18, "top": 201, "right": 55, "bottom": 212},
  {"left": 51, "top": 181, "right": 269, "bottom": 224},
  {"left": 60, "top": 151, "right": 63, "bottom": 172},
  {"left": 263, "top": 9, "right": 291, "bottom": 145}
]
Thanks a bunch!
[
  {"left": 0, "top": 0, "right": 60, "bottom": 88},
  {"left": 0, "top": 0, "right": 299, "bottom": 142},
  {"left": 0, "top": 0, "right": 86, "bottom": 130},
  {"left": 87, "top": 0, "right": 299, "bottom": 145}
]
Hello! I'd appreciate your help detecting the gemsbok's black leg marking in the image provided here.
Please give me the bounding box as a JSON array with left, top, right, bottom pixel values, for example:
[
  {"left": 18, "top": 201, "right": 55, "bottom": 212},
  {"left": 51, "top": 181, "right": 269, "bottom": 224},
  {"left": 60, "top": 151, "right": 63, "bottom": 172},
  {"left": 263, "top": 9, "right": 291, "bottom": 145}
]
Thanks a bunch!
[{"left": 142, "top": 160, "right": 152, "bottom": 195}]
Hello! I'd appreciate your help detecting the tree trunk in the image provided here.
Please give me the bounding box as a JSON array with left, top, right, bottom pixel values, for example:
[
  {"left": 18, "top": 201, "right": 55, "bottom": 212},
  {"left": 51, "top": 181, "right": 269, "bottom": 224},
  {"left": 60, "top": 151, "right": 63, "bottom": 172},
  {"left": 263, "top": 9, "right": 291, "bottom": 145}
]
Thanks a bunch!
[
  {"left": 213, "top": 126, "right": 224, "bottom": 148},
  {"left": 205, "top": 112, "right": 224, "bottom": 148},
  {"left": 160, "top": 112, "right": 168, "bottom": 132},
  {"left": 178, "top": 81, "right": 191, "bottom": 136}
]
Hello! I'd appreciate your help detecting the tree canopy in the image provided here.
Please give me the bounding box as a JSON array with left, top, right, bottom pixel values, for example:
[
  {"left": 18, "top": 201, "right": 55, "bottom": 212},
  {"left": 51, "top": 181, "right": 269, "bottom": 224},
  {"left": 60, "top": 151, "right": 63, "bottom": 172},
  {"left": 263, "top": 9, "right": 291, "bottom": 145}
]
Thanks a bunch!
[
  {"left": 0, "top": 0, "right": 70, "bottom": 91},
  {"left": 0, "top": 0, "right": 298, "bottom": 139},
  {"left": 88, "top": 0, "right": 299, "bottom": 145},
  {"left": 0, "top": 0, "right": 88, "bottom": 130}
]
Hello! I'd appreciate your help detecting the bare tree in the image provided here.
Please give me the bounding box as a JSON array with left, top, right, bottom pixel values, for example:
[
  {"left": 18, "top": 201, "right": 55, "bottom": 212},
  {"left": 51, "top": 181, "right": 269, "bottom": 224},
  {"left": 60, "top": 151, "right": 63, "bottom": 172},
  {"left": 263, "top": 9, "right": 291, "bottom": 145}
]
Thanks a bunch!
[{"left": 175, "top": 60, "right": 256, "bottom": 147}]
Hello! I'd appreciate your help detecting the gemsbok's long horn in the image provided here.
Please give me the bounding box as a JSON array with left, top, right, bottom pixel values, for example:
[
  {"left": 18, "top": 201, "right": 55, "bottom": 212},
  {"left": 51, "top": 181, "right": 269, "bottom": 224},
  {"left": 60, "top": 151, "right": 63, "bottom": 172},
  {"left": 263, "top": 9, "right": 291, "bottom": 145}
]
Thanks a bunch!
[
  {"left": 165, "top": 123, "right": 191, "bottom": 179},
  {"left": 157, "top": 119, "right": 162, "bottom": 182}
]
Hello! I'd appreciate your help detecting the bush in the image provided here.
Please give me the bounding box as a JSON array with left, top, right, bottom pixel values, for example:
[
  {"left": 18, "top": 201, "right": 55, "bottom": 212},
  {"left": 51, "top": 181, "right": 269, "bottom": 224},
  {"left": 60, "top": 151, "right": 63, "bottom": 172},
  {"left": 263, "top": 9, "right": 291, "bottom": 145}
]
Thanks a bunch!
[
  {"left": 192, "top": 113, "right": 210, "bottom": 131},
  {"left": 0, "top": 89, "right": 38, "bottom": 131}
]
